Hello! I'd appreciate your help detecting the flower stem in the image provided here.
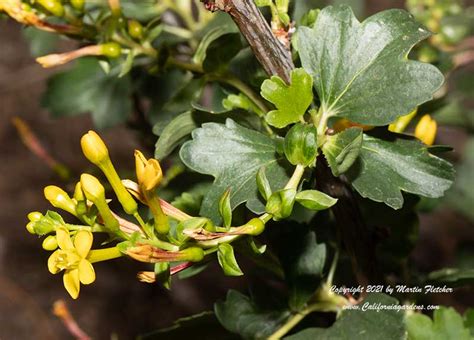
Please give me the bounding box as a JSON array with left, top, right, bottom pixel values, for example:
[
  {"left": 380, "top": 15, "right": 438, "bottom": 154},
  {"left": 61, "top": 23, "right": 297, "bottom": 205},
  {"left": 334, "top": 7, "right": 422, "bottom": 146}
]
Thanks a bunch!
[{"left": 284, "top": 164, "right": 305, "bottom": 190}]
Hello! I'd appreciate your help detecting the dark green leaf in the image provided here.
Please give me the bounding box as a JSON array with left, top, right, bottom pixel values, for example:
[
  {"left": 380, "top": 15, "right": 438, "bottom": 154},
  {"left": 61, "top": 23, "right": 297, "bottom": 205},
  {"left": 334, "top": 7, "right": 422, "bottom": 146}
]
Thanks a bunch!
[
  {"left": 426, "top": 268, "right": 474, "bottom": 287},
  {"left": 23, "top": 27, "right": 59, "bottom": 57},
  {"left": 322, "top": 127, "right": 363, "bottom": 176},
  {"left": 298, "top": 5, "right": 444, "bottom": 125},
  {"left": 287, "top": 294, "right": 405, "bottom": 340},
  {"left": 193, "top": 25, "right": 239, "bottom": 65},
  {"left": 215, "top": 290, "right": 290, "bottom": 339},
  {"left": 261, "top": 68, "right": 313, "bottom": 128},
  {"left": 347, "top": 133, "right": 454, "bottom": 209},
  {"left": 295, "top": 190, "right": 338, "bottom": 211},
  {"left": 217, "top": 244, "right": 243, "bottom": 276},
  {"left": 42, "top": 58, "right": 131, "bottom": 128},
  {"left": 406, "top": 307, "right": 471, "bottom": 340},
  {"left": 180, "top": 119, "right": 290, "bottom": 223},
  {"left": 155, "top": 111, "right": 197, "bottom": 159}
]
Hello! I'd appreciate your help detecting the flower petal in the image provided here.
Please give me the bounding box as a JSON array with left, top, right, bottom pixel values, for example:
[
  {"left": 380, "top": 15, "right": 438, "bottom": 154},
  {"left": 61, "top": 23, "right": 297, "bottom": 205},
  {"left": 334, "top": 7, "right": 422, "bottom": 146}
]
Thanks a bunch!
[
  {"left": 63, "top": 269, "right": 80, "bottom": 299},
  {"left": 78, "top": 259, "right": 96, "bottom": 285},
  {"left": 56, "top": 227, "right": 73, "bottom": 250},
  {"left": 47, "top": 251, "right": 61, "bottom": 274},
  {"left": 74, "top": 230, "right": 93, "bottom": 258}
]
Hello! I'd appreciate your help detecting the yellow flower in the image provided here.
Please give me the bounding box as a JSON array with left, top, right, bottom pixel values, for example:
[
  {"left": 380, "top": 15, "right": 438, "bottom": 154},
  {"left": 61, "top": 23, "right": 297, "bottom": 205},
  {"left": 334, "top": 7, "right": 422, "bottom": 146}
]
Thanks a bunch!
[
  {"left": 134, "top": 150, "right": 163, "bottom": 191},
  {"left": 44, "top": 185, "right": 77, "bottom": 216},
  {"left": 414, "top": 114, "right": 437, "bottom": 145},
  {"left": 48, "top": 227, "right": 95, "bottom": 299},
  {"left": 388, "top": 108, "right": 418, "bottom": 133}
]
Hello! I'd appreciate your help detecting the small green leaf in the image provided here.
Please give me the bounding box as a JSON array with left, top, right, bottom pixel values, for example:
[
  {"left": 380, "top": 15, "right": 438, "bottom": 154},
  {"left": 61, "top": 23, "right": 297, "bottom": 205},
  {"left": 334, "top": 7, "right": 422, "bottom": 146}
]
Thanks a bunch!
[
  {"left": 295, "top": 190, "right": 338, "bottom": 211},
  {"left": 256, "top": 167, "right": 272, "bottom": 201},
  {"left": 217, "top": 244, "right": 243, "bottom": 276},
  {"left": 154, "top": 262, "right": 171, "bottom": 289},
  {"left": 118, "top": 49, "right": 135, "bottom": 77},
  {"left": 288, "top": 294, "right": 404, "bottom": 340},
  {"left": 222, "top": 93, "right": 264, "bottom": 116},
  {"left": 42, "top": 58, "right": 131, "bottom": 129},
  {"left": 180, "top": 119, "right": 291, "bottom": 223},
  {"left": 406, "top": 307, "right": 471, "bottom": 340},
  {"left": 193, "top": 25, "right": 238, "bottom": 65},
  {"left": 219, "top": 188, "right": 232, "bottom": 229},
  {"left": 155, "top": 111, "right": 197, "bottom": 160},
  {"left": 322, "top": 127, "right": 363, "bottom": 176},
  {"left": 347, "top": 133, "right": 454, "bottom": 209},
  {"left": 266, "top": 189, "right": 296, "bottom": 220},
  {"left": 261, "top": 68, "right": 313, "bottom": 128},
  {"left": 298, "top": 5, "right": 444, "bottom": 125},
  {"left": 215, "top": 290, "right": 290, "bottom": 339},
  {"left": 284, "top": 123, "right": 318, "bottom": 166}
]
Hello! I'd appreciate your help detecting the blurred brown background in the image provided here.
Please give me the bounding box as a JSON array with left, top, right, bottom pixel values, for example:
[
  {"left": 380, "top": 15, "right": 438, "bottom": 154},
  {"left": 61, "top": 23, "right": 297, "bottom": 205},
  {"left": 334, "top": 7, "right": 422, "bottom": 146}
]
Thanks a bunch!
[{"left": 0, "top": 0, "right": 473, "bottom": 339}]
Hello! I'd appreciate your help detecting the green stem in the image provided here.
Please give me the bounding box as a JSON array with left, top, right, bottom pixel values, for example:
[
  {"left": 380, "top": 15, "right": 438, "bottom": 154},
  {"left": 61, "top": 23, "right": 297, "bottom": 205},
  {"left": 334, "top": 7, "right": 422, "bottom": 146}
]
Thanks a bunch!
[
  {"left": 163, "top": 0, "right": 196, "bottom": 30},
  {"left": 284, "top": 164, "right": 305, "bottom": 190},
  {"left": 327, "top": 248, "right": 339, "bottom": 287},
  {"left": 268, "top": 309, "right": 310, "bottom": 340},
  {"left": 133, "top": 212, "right": 155, "bottom": 240}
]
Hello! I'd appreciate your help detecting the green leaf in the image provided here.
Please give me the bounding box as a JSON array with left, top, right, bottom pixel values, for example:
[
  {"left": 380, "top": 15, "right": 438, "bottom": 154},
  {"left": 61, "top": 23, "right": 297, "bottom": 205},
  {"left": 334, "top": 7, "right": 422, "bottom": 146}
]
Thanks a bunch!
[
  {"left": 287, "top": 294, "right": 405, "bottom": 340},
  {"left": 256, "top": 167, "right": 272, "bottom": 201},
  {"left": 298, "top": 5, "right": 444, "bottom": 125},
  {"left": 140, "top": 311, "right": 234, "bottom": 339},
  {"left": 180, "top": 119, "right": 290, "bottom": 223},
  {"left": 222, "top": 93, "right": 264, "bottom": 116},
  {"left": 23, "top": 27, "right": 59, "bottom": 57},
  {"left": 277, "top": 229, "right": 326, "bottom": 310},
  {"left": 322, "top": 127, "right": 363, "bottom": 176},
  {"left": 346, "top": 133, "right": 454, "bottom": 209},
  {"left": 426, "top": 268, "right": 474, "bottom": 287},
  {"left": 217, "top": 244, "right": 243, "bottom": 276},
  {"left": 261, "top": 68, "right": 313, "bottom": 128},
  {"left": 193, "top": 25, "right": 239, "bottom": 65},
  {"left": 154, "top": 262, "right": 170, "bottom": 289},
  {"left": 295, "top": 190, "right": 338, "bottom": 211},
  {"left": 155, "top": 111, "right": 197, "bottom": 160},
  {"left": 42, "top": 58, "right": 131, "bottom": 128},
  {"left": 215, "top": 290, "right": 290, "bottom": 339},
  {"left": 406, "top": 307, "right": 471, "bottom": 340},
  {"left": 219, "top": 189, "right": 232, "bottom": 229}
]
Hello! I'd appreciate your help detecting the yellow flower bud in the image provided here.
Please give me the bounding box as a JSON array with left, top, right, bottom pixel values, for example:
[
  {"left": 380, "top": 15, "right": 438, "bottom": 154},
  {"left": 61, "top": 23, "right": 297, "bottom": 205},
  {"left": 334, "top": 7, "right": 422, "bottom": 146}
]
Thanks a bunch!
[
  {"left": 80, "top": 174, "right": 105, "bottom": 202},
  {"left": 414, "top": 114, "right": 437, "bottom": 146},
  {"left": 42, "top": 235, "right": 58, "bottom": 251},
  {"left": 80, "top": 174, "right": 119, "bottom": 231},
  {"left": 135, "top": 150, "right": 163, "bottom": 192},
  {"left": 28, "top": 211, "right": 43, "bottom": 222},
  {"left": 80, "top": 130, "right": 110, "bottom": 166},
  {"left": 26, "top": 221, "right": 36, "bottom": 234},
  {"left": 44, "top": 185, "right": 77, "bottom": 216}
]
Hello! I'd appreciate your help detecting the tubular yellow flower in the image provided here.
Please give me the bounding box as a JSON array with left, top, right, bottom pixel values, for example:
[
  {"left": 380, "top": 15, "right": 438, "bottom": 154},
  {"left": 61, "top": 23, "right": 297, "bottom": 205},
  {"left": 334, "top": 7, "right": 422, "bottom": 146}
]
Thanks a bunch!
[
  {"left": 44, "top": 185, "right": 77, "bottom": 216},
  {"left": 47, "top": 227, "right": 95, "bottom": 299},
  {"left": 80, "top": 131, "right": 138, "bottom": 215},
  {"left": 80, "top": 174, "right": 119, "bottom": 231},
  {"left": 388, "top": 108, "right": 418, "bottom": 133},
  {"left": 415, "top": 114, "right": 437, "bottom": 145},
  {"left": 134, "top": 150, "right": 163, "bottom": 191}
]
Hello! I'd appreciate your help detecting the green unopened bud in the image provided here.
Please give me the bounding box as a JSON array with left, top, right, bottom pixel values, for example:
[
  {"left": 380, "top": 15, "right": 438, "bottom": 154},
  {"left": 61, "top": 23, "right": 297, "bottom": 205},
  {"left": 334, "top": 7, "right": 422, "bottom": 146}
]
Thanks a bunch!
[
  {"left": 266, "top": 189, "right": 296, "bottom": 220},
  {"left": 180, "top": 247, "right": 204, "bottom": 262},
  {"left": 28, "top": 211, "right": 43, "bottom": 222},
  {"left": 44, "top": 185, "right": 77, "bottom": 216},
  {"left": 219, "top": 189, "right": 232, "bottom": 229},
  {"left": 101, "top": 42, "right": 122, "bottom": 58},
  {"left": 70, "top": 0, "right": 84, "bottom": 11},
  {"left": 256, "top": 167, "right": 272, "bottom": 201},
  {"left": 37, "top": 0, "right": 64, "bottom": 17},
  {"left": 81, "top": 130, "right": 110, "bottom": 166},
  {"left": 42, "top": 235, "right": 58, "bottom": 251},
  {"left": 243, "top": 218, "right": 265, "bottom": 236},
  {"left": 128, "top": 20, "right": 144, "bottom": 39},
  {"left": 284, "top": 123, "right": 318, "bottom": 166},
  {"left": 80, "top": 174, "right": 119, "bottom": 231}
]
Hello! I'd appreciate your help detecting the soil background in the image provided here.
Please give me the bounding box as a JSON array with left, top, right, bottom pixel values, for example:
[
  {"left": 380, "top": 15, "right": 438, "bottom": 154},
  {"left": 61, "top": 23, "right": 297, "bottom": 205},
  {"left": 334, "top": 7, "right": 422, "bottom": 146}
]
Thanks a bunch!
[{"left": 0, "top": 1, "right": 473, "bottom": 339}]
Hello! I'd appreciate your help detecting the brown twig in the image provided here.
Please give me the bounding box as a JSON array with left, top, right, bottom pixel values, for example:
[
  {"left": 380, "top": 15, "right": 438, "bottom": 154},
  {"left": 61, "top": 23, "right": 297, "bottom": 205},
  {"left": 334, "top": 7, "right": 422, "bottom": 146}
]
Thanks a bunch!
[{"left": 53, "top": 300, "right": 91, "bottom": 340}]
